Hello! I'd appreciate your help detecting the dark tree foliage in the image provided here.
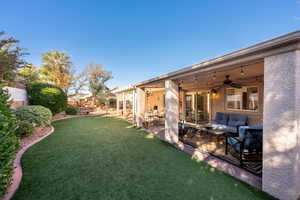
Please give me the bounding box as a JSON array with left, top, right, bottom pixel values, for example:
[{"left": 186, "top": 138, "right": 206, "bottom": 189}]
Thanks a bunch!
[{"left": 0, "top": 31, "right": 28, "bottom": 82}]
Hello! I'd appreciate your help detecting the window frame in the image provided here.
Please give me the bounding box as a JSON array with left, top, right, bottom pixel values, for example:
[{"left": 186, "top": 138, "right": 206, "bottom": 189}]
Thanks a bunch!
[{"left": 225, "top": 86, "right": 260, "bottom": 112}]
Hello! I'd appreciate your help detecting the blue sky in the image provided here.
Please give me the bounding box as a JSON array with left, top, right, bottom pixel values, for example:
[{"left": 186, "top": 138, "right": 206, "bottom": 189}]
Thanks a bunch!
[{"left": 2, "top": 0, "right": 300, "bottom": 87}]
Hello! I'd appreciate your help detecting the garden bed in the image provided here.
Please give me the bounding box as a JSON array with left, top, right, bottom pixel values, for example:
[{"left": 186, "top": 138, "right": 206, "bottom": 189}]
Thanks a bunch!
[{"left": 20, "top": 127, "right": 52, "bottom": 149}]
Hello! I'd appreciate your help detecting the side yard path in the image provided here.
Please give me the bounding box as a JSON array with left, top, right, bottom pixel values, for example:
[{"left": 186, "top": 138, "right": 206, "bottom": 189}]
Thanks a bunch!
[{"left": 13, "top": 116, "right": 274, "bottom": 200}]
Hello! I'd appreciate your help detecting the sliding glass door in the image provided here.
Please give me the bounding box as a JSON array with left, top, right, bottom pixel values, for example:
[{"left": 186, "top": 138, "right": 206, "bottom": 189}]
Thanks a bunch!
[
  {"left": 196, "top": 92, "right": 209, "bottom": 123},
  {"left": 185, "top": 91, "right": 209, "bottom": 124},
  {"left": 185, "top": 95, "right": 195, "bottom": 123}
]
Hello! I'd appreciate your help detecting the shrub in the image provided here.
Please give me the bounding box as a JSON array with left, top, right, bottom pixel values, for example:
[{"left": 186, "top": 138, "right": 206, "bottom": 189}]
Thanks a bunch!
[
  {"left": 15, "top": 105, "right": 52, "bottom": 127},
  {"left": 16, "top": 121, "right": 34, "bottom": 137},
  {"left": 65, "top": 105, "right": 78, "bottom": 115},
  {"left": 0, "top": 85, "right": 19, "bottom": 197},
  {"left": 26, "top": 82, "right": 67, "bottom": 115}
]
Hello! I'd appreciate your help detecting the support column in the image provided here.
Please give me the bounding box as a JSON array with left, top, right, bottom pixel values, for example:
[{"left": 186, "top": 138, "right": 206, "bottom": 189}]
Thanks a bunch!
[
  {"left": 263, "top": 50, "right": 300, "bottom": 200},
  {"left": 132, "top": 89, "right": 136, "bottom": 122},
  {"left": 165, "top": 79, "right": 179, "bottom": 144},
  {"left": 136, "top": 88, "right": 145, "bottom": 127},
  {"left": 182, "top": 91, "right": 186, "bottom": 122},
  {"left": 122, "top": 92, "right": 126, "bottom": 116},
  {"left": 116, "top": 94, "right": 120, "bottom": 115}
]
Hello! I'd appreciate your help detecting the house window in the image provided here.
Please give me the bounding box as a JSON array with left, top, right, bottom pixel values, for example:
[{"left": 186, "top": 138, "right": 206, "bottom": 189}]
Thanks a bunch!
[{"left": 226, "top": 87, "right": 259, "bottom": 111}]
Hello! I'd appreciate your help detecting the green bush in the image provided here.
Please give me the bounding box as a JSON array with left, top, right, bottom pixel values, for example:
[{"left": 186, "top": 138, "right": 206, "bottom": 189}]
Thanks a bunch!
[
  {"left": 65, "top": 105, "right": 78, "bottom": 115},
  {"left": 15, "top": 105, "right": 52, "bottom": 127},
  {"left": 26, "top": 82, "right": 67, "bottom": 115},
  {"left": 16, "top": 121, "right": 34, "bottom": 137},
  {"left": 0, "top": 85, "right": 19, "bottom": 197}
]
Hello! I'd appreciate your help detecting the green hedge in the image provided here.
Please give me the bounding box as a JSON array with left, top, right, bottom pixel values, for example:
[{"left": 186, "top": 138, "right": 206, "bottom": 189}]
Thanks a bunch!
[
  {"left": 26, "top": 82, "right": 67, "bottom": 115},
  {"left": 65, "top": 105, "right": 78, "bottom": 115},
  {"left": 15, "top": 121, "right": 34, "bottom": 137},
  {"left": 0, "top": 85, "right": 19, "bottom": 197},
  {"left": 15, "top": 105, "right": 52, "bottom": 127}
]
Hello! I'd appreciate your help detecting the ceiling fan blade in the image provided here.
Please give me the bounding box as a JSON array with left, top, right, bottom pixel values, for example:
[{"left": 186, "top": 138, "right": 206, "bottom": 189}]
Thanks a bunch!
[{"left": 230, "top": 82, "right": 242, "bottom": 88}]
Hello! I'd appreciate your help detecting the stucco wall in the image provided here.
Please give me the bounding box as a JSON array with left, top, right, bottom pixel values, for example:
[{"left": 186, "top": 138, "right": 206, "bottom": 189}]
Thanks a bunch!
[
  {"left": 145, "top": 90, "right": 165, "bottom": 112},
  {"left": 263, "top": 50, "right": 300, "bottom": 200},
  {"left": 165, "top": 80, "right": 179, "bottom": 143},
  {"left": 136, "top": 88, "right": 145, "bottom": 127}
]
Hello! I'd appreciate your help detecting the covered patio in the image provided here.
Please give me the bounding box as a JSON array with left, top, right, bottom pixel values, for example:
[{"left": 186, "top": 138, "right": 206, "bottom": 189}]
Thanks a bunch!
[
  {"left": 138, "top": 60, "right": 264, "bottom": 176},
  {"left": 115, "top": 31, "right": 300, "bottom": 200}
]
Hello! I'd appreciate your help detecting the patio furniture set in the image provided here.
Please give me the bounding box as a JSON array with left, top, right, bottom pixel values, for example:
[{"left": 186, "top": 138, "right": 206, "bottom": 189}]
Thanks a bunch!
[
  {"left": 144, "top": 110, "right": 165, "bottom": 126},
  {"left": 179, "top": 112, "right": 263, "bottom": 169}
]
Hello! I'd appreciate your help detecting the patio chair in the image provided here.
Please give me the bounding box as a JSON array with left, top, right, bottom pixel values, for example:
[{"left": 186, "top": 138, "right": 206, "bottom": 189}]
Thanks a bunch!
[
  {"left": 225, "top": 126, "right": 263, "bottom": 167},
  {"left": 178, "top": 122, "right": 189, "bottom": 137}
]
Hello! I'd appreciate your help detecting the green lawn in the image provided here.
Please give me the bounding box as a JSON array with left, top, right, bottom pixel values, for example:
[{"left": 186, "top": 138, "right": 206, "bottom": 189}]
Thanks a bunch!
[{"left": 13, "top": 116, "right": 273, "bottom": 200}]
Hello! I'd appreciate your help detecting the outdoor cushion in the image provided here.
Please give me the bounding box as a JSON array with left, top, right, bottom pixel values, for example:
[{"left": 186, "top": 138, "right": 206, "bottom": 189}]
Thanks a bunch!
[
  {"left": 227, "top": 114, "right": 248, "bottom": 127},
  {"left": 227, "top": 126, "right": 263, "bottom": 153},
  {"left": 239, "top": 126, "right": 263, "bottom": 141},
  {"left": 224, "top": 126, "right": 238, "bottom": 134},
  {"left": 212, "top": 123, "right": 228, "bottom": 130},
  {"left": 213, "top": 112, "right": 229, "bottom": 125}
]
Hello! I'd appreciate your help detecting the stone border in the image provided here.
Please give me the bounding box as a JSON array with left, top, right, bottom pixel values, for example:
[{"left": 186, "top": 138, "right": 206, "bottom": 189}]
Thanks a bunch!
[{"left": 0, "top": 115, "right": 99, "bottom": 200}]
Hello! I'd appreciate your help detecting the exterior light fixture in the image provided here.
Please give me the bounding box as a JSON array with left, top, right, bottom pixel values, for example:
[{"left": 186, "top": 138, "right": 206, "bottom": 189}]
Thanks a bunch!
[
  {"left": 211, "top": 88, "right": 219, "bottom": 99},
  {"left": 240, "top": 66, "right": 245, "bottom": 76},
  {"left": 211, "top": 88, "right": 217, "bottom": 94}
]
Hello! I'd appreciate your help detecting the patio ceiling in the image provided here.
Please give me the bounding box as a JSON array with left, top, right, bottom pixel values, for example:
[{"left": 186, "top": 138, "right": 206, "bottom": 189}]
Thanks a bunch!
[
  {"left": 177, "top": 61, "right": 264, "bottom": 90},
  {"left": 139, "top": 60, "right": 264, "bottom": 90}
]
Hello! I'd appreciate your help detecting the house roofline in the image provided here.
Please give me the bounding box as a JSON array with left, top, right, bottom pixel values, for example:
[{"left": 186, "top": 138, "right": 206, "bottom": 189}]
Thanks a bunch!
[
  {"left": 112, "top": 85, "right": 135, "bottom": 94},
  {"left": 134, "top": 30, "right": 300, "bottom": 87}
]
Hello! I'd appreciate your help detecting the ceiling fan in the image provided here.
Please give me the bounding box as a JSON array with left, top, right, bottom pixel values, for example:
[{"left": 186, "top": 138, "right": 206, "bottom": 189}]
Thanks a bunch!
[{"left": 223, "top": 75, "right": 242, "bottom": 88}]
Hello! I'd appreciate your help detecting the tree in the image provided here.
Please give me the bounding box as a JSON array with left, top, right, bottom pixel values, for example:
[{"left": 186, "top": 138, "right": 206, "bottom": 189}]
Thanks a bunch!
[
  {"left": 0, "top": 31, "right": 28, "bottom": 82},
  {"left": 17, "top": 64, "right": 40, "bottom": 84},
  {"left": 69, "top": 69, "right": 89, "bottom": 97},
  {"left": 40, "top": 50, "right": 75, "bottom": 94},
  {"left": 86, "top": 63, "right": 112, "bottom": 106}
]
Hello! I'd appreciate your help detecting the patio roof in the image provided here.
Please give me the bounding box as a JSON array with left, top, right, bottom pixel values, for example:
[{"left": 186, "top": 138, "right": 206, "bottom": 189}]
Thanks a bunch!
[{"left": 135, "top": 30, "right": 300, "bottom": 87}]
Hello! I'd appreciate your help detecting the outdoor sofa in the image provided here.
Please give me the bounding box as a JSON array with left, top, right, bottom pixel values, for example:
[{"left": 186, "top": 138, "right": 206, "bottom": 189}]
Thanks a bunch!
[{"left": 211, "top": 112, "right": 248, "bottom": 134}]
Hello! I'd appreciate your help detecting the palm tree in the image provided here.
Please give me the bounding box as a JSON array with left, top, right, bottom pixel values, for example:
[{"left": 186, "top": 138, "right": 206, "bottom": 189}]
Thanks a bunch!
[{"left": 40, "top": 50, "right": 75, "bottom": 93}]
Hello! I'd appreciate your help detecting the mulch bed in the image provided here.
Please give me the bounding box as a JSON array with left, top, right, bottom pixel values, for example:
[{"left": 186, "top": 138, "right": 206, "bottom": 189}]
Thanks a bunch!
[
  {"left": 20, "top": 127, "right": 52, "bottom": 148},
  {"left": 20, "top": 114, "right": 81, "bottom": 148}
]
